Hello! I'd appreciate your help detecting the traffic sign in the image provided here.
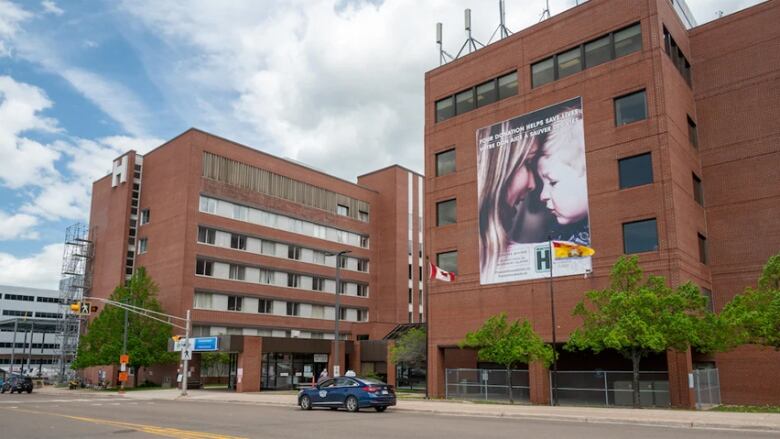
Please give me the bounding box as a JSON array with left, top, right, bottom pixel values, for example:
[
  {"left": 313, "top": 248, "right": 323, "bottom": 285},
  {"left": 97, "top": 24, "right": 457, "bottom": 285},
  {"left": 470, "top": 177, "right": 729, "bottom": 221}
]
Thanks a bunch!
[
  {"left": 118, "top": 372, "right": 128, "bottom": 382},
  {"left": 80, "top": 302, "right": 91, "bottom": 315},
  {"left": 120, "top": 354, "right": 129, "bottom": 364},
  {"left": 181, "top": 349, "right": 192, "bottom": 361},
  {"left": 193, "top": 337, "right": 218, "bottom": 351}
]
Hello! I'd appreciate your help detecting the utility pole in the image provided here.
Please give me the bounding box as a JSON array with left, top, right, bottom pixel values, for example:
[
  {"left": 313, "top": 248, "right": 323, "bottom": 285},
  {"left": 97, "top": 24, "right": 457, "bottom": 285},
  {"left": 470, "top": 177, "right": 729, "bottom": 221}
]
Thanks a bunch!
[
  {"left": 120, "top": 307, "right": 128, "bottom": 393},
  {"left": 548, "top": 237, "right": 559, "bottom": 406},
  {"left": 329, "top": 250, "right": 350, "bottom": 377},
  {"left": 182, "top": 309, "right": 191, "bottom": 396},
  {"left": 10, "top": 319, "right": 18, "bottom": 375}
]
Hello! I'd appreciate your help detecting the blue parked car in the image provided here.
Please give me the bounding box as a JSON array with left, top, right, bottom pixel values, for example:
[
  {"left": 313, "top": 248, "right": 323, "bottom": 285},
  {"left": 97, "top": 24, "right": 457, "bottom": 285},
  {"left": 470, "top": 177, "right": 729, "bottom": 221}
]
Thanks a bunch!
[{"left": 298, "top": 376, "right": 396, "bottom": 412}]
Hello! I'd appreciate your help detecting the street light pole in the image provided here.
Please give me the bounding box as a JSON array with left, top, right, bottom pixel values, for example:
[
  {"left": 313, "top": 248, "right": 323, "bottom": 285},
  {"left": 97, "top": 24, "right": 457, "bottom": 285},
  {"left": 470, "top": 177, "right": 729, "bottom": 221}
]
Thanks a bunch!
[
  {"left": 182, "top": 309, "right": 191, "bottom": 396},
  {"left": 329, "top": 250, "right": 350, "bottom": 377},
  {"left": 549, "top": 237, "right": 559, "bottom": 406},
  {"left": 120, "top": 307, "right": 128, "bottom": 393}
]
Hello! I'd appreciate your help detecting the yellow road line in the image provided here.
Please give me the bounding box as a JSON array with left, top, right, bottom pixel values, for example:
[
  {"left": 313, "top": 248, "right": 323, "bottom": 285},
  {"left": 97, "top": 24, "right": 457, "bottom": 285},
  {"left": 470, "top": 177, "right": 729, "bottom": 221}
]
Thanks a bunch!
[{"left": 3, "top": 406, "right": 247, "bottom": 439}]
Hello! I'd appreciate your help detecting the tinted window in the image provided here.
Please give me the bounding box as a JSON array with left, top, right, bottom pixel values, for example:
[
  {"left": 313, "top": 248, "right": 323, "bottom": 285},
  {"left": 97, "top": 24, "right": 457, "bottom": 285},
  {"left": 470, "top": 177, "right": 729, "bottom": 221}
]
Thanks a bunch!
[
  {"left": 687, "top": 116, "right": 698, "bottom": 147},
  {"left": 622, "top": 219, "right": 658, "bottom": 254},
  {"left": 698, "top": 233, "right": 708, "bottom": 264},
  {"left": 436, "top": 199, "right": 456, "bottom": 226},
  {"left": 557, "top": 47, "right": 582, "bottom": 78},
  {"left": 614, "top": 23, "right": 642, "bottom": 57},
  {"left": 437, "top": 251, "right": 458, "bottom": 274},
  {"left": 436, "top": 149, "right": 456, "bottom": 176},
  {"left": 585, "top": 35, "right": 612, "bottom": 68},
  {"left": 497, "top": 72, "right": 518, "bottom": 99},
  {"left": 615, "top": 90, "right": 647, "bottom": 126},
  {"left": 455, "top": 89, "right": 474, "bottom": 114},
  {"left": 476, "top": 80, "right": 497, "bottom": 107},
  {"left": 531, "top": 57, "right": 554, "bottom": 88},
  {"left": 435, "top": 97, "right": 454, "bottom": 122},
  {"left": 692, "top": 173, "right": 704, "bottom": 206},
  {"left": 618, "top": 153, "right": 653, "bottom": 189}
]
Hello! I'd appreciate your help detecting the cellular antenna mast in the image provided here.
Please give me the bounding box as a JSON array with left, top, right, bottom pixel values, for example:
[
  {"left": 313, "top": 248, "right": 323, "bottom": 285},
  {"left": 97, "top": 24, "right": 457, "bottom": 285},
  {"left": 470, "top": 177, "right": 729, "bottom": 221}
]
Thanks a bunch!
[
  {"left": 488, "top": 0, "right": 513, "bottom": 44},
  {"left": 539, "top": 0, "right": 551, "bottom": 22},
  {"left": 437, "top": 22, "right": 454, "bottom": 66},
  {"left": 456, "top": 8, "right": 484, "bottom": 58}
]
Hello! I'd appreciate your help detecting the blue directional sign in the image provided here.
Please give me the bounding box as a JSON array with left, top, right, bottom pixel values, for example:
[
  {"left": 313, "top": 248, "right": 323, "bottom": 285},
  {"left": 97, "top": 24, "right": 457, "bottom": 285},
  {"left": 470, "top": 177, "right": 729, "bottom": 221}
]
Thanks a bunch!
[{"left": 193, "top": 337, "right": 219, "bottom": 352}]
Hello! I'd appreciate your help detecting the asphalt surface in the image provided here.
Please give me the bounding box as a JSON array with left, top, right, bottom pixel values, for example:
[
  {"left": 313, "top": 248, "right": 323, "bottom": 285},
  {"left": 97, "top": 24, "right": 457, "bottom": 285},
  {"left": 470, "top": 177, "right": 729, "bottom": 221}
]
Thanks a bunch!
[{"left": 0, "top": 391, "right": 776, "bottom": 439}]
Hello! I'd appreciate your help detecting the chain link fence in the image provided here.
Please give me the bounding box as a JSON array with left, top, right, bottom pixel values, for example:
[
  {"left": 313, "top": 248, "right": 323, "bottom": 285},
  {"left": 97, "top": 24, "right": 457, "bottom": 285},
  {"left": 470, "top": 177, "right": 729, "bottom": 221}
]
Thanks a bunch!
[
  {"left": 552, "top": 370, "right": 670, "bottom": 407},
  {"left": 693, "top": 368, "right": 721, "bottom": 409},
  {"left": 446, "top": 368, "right": 530, "bottom": 403}
]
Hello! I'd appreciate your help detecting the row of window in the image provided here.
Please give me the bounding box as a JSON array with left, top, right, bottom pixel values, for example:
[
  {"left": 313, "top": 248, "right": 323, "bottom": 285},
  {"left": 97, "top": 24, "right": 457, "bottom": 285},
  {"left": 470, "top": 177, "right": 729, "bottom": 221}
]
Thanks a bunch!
[
  {"left": 662, "top": 26, "right": 691, "bottom": 86},
  {"left": 0, "top": 358, "right": 58, "bottom": 365},
  {"left": 617, "top": 152, "right": 703, "bottom": 205},
  {"left": 195, "top": 259, "right": 369, "bottom": 297},
  {"left": 194, "top": 292, "right": 368, "bottom": 322},
  {"left": 197, "top": 226, "right": 369, "bottom": 272},
  {"left": 435, "top": 71, "right": 518, "bottom": 123},
  {"left": 200, "top": 196, "right": 369, "bottom": 249},
  {"left": 1, "top": 310, "right": 63, "bottom": 319},
  {"left": 192, "top": 325, "right": 346, "bottom": 340},
  {"left": 2, "top": 294, "right": 34, "bottom": 302},
  {"left": 0, "top": 342, "right": 60, "bottom": 349},
  {"left": 532, "top": 23, "right": 642, "bottom": 88}
]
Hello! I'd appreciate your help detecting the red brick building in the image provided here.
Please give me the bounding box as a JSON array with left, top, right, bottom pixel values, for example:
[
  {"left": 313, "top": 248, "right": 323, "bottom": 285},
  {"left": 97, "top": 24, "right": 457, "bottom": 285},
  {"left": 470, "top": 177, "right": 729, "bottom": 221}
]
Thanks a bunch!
[
  {"left": 88, "top": 128, "right": 425, "bottom": 390},
  {"left": 424, "top": 0, "right": 779, "bottom": 406}
]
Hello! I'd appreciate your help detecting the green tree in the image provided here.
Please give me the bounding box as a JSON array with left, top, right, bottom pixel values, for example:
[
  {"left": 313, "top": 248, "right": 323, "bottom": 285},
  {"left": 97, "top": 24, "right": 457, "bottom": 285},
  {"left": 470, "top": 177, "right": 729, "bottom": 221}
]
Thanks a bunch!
[
  {"left": 719, "top": 253, "right": 780, "bottom": 349},
  {"left": 565, "top": 256, "right": 717, "bottom": 408},
  {"left": 389, "top": 327, "right": 426, "bottom": 367},
  {"left": 73, "top": 268, "right": 177, "bottom": 385},
  {"left": 459, "top": 313, "right": 554, "bottom": 404}
]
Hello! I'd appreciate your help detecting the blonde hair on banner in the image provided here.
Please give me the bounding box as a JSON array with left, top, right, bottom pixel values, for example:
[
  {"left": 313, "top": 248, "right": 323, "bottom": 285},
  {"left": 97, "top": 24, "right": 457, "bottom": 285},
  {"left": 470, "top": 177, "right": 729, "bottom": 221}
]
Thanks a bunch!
[{"left": 540, "top": 111, "right": 585, "bottom": 176}]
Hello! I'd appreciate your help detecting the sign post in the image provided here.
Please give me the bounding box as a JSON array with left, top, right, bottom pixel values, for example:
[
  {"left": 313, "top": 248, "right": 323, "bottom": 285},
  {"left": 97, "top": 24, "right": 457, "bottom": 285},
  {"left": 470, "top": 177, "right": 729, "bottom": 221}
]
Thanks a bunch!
[{"left": 181, "top": 309, "right": 191, "bottom": 396}]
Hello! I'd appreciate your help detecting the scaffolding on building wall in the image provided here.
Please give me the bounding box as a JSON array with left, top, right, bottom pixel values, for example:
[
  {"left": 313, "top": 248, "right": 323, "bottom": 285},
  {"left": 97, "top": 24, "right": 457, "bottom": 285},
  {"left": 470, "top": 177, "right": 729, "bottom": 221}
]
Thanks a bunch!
[{"left": 56, "top": 223, "right": 93, "bottom": 381}]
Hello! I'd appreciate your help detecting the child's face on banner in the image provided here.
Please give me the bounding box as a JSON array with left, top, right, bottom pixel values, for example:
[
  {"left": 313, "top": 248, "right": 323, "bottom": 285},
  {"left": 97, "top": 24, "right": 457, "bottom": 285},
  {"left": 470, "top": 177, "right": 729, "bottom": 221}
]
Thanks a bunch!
[{"left": 538, "top": 157, "right": 588, "bottom": 225}]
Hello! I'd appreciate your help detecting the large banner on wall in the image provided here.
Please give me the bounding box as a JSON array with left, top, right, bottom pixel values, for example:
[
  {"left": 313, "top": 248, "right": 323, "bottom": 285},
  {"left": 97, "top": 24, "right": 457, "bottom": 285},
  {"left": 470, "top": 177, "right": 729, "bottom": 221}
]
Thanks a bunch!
[{"left": 476, "top": 97, "right": 591, "bottom": 285}]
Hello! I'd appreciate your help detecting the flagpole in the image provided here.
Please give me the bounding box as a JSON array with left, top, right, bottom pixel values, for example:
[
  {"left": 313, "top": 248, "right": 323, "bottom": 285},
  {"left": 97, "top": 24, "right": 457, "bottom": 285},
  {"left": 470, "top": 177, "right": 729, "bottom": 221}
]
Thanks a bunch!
[
  {"left": 424, "top": 256, "right": 430, "bottom": 400},
  {"left": 549, "top": 237, "right": 559, "bottom": 406}
]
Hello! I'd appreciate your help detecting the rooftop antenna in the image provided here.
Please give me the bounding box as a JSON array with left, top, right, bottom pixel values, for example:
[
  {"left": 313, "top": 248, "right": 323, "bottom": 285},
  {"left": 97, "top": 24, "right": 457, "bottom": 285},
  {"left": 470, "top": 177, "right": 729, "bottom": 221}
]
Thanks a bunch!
[
  {"left": 456, "top": 8, "right": 485, "bottom": 58},
  {"left": 539, "top": 0, "right": 551, "bottom": 22},
  {"left": 436, "top": 22, "right": 454, "bottom": 66},
  {"left": 488, "top": 0, "right": 513, "bottom": 44}
]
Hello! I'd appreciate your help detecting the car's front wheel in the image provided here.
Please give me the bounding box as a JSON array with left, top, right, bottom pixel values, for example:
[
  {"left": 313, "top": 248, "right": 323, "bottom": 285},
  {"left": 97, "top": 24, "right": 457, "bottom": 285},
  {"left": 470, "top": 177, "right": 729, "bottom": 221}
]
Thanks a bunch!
[
  {"left": 375, "top": 406, "right": 387, "bottom": 412},
  {"left": 26, "top": 389, "right": 32, "bottom": 394},
  {"left": 300, "top": 395, "right": 312, "bottom": 410},
  {"left": 345, "top": 395, "right": 359, "bottom": 412}
]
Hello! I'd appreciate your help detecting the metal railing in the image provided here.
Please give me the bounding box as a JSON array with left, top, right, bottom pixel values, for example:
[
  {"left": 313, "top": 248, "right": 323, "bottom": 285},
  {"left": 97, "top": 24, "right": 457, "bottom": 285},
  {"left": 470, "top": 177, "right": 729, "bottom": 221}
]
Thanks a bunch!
[
  {"left": 551, "top": 370, "right": 670, "bottom": 407},
  {"left": 693, "top": 368, "right": 721, "bottom": 409},
  {"left": 445, "top": 368, "right": 529, "bottom": 403}
]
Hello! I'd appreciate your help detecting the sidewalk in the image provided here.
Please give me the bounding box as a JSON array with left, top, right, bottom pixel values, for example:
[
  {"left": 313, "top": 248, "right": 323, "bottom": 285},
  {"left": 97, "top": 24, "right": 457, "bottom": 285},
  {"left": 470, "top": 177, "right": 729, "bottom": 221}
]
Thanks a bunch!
[{"left": 48, "top": 387, "right": 780, "bottom": 433}]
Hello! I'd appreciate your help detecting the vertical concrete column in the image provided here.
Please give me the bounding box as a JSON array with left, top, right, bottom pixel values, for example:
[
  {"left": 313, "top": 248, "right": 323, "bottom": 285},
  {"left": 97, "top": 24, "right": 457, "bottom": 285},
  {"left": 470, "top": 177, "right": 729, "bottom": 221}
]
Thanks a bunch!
[
  {"left": 385, "top": 341, "right": 396, "bottom": 387},
  {"left": 236, "top": 336, "right": 261, "bottom": 393},
  {"left": 328, "top": 340, "right": 346, "bottom": 376},
  {"left": 529, "top": 360, "right": 551, "bottom": 405},
  {"left": 667, "top": 348, "right": 695, "bottom": 409},
  {"left": 350, "top": 342, "right": 362, "bottom": 375}
]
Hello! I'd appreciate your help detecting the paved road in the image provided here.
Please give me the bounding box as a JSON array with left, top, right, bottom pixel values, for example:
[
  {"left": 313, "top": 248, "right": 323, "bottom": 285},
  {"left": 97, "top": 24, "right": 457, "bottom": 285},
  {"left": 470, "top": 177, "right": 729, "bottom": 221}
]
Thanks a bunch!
[{"left": 0, "top": 391, "right": 775, "bottom": 439}]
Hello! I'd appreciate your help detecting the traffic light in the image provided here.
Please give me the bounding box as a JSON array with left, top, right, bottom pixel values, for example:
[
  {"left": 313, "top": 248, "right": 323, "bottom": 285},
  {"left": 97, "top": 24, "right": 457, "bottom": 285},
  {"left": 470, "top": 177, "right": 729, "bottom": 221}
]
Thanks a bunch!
[
  {"left": 172, "top": 335, "right": 182, "bottom": 342},
  {"left": 70, "top": 302, "right": 81, "bottom": 313}
]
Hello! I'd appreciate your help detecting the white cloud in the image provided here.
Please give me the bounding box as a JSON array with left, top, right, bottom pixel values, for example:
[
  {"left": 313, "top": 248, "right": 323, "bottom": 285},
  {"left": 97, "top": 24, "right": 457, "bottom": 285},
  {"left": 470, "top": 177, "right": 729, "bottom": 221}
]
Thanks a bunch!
[
  {"left": 0, "top": 210, "right": 39, "bottom": 240},
  {"left": 41, "top": 0, "right": 63, "bottom": 16},
  {"left": 0, "top": 0, "right": 31, "bottom": 57},
  {"left": 0, "top": 75, "right": 60, "bottom": 188},
  {"left": 0, "top": 243, "right": 63, "bottom": 289}
]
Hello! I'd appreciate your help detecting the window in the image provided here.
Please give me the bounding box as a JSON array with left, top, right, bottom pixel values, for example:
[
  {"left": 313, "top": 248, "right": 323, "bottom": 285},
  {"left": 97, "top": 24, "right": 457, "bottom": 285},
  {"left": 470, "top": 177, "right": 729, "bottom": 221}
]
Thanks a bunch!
[
  {"left": 339, "top": 307, "right": 347, "bottom": 321},
  {"left": 455, "top": 89, "right": 475, "bottom": 114},
  {"left": 357, "top": 259, "right": 368, "bottom": 272},
  {"left": 312, "top": 277, "right": 324, "bottom": 291},
  {"left": 435, "top": 96, "right": 455, "bottom": 122},
  {"left": 140, "top": 209, "right": 150, "bottom": 225},
  {"left": 258, "top": 299, "right": 272, "bottom": 314},
  {"left": 436, "top": 199, "right": 456, "bottom": 226},
  {"left": 288, "top": 246, "right": 301, "bottom": 260},
  {"left": 138, "top": 238, "right": 148, "bottom": 254},
  {"left": 408, "top": 312, "right": 413, "bottom": 323},
  {"left": 194, "top": 292, "right": 212, "bottom": 309},
  {"left": 357, "top": 309, "right": 367, "bottom": 322},
  {"left": 233, "top": 205, "right": 248, "bottom": 221},
  {"left": 337, "top": 204, "right": 349, "bottom": 216},
  {"left": 692, "top": 173, "right": 704, "bottom": 206},
  {"left": 614, "top": 90, "right": 647, "bottom": 126},
  {"left": 196, "top": 259, "right": 213, "bottom": 276},
  {"left": 197, "top": 227, "right": 215, "bottom": 244},
  {"left": 230, "top": 234, "right": 247, "bottom": 250},
  {"left": 437, "top": 251, "right": 458, "bottom": 274},
  {"left": 408, "top": 288, "right": 413, "bottom": 303},
  {"left": 261, "top": 240, "right": 276, "bottom": 255},
  {"left": 618, "top": 153, "right": 653, "bottom": 189},
  {"left": 357, "top": 334, "right": 369, "bottom": 341},
  {"left": 359, "top": 210, "right": 369, "bottom": 222},
  {"left": 200, "top": 197, "right": 217, "bottom": 213},
  {"left": 4, "top": 294, "right": 34, "bottom": 301},
  {"left": 436, "top": 149, "right": 456, "bottom": 177},
  {"left": 497, "top": 72, "right": 518, "bottom": 99},
  {"left": 476, "top": 80, "right": 497, "bottom": 107},
  {"left": 408, "top": 264, "right": 412, "bottom": 280},
  {"left": 37, "top": 296, "right": 60, "bottom": 303},
  {"left": 557, "top": 46, "right": 582, "bottom": 78},
  {"left": 698, "top": 233, "right": 708, "bottom": 264},
  {"left": 286, "top": 302, "right": 300, "bottom": 316},
  {"left": 360, "top": 236, "right": 369, "bottom": 248},
  {"left": 701, "top": 288, "right": 714, "bottom": 312},
  {"left": 531, "top": 57, "right": 554, "bottom": 88},
  {"left": 356, "top": 284, "right": 368, "bottom": 297},
  {"left": 585, "top": 35, "right": 611, "bottom": 68},
  {"left": 287, "top": 274, "right": 300, "bottom": 288},
  {"left": 229, "top": 265, "right": 245, "bottom": 281},
  {"left": 663, "top": 26, "right": 692, "bottom": 85},
  {"left": 338, "top": 256, "right": 347, "bottom": 268},
  {"left": 227, "top": 296, "right": 243, "bottom": 311},
  {"left": 687, "top": 116, "right": 698, "bottom": 148},
  {"left": 613, "top": 23, "right": 642, "bottom": 57},
  {"left": 622, "top": 219, "right": 659, "bottom": 254}
]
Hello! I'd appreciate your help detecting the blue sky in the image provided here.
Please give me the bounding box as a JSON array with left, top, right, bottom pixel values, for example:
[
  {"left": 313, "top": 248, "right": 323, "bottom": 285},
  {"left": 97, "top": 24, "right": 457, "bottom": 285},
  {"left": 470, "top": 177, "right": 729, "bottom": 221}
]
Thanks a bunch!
[{"left": 0, "top": 0, "right": 764, "bottom": 289}]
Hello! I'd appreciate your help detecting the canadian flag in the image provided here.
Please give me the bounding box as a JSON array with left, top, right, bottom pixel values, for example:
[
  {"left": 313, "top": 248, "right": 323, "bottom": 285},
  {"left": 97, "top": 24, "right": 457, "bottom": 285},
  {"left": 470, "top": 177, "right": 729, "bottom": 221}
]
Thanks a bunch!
[{"left": 429, "top": 262, "right": 455, "bottom": 282}]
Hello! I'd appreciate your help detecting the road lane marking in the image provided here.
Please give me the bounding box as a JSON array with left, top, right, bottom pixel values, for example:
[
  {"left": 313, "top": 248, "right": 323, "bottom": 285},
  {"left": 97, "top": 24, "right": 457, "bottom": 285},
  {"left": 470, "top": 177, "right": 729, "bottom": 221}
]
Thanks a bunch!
[{"left": 1, "top": 406, "right": 247, "bottom": 439}]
